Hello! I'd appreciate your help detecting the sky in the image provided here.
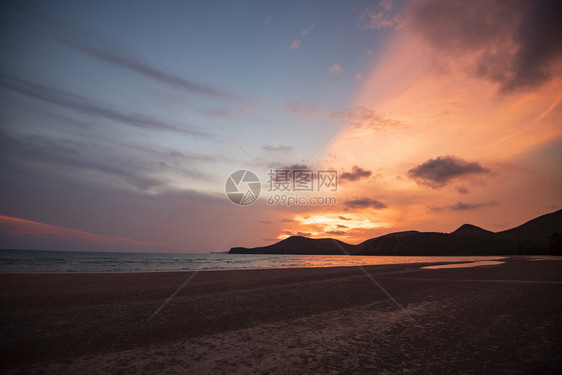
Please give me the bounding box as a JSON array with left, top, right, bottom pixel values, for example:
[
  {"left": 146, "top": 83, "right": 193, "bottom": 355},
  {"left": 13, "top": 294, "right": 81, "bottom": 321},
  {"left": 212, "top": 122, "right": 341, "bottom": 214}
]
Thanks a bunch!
[{"left": 1, "top": 0, "right": 561, "bottom": 253}]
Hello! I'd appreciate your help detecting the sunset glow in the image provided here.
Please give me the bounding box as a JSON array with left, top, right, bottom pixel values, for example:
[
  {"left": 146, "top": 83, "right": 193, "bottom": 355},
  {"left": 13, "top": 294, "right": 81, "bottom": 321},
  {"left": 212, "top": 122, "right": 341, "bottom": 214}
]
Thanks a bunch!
[
  {"left": 1, "top": 0, "right": 560, "bottom": 252},
  {"left": 0, "top": 214, "right": 160, "bottom": 247}
]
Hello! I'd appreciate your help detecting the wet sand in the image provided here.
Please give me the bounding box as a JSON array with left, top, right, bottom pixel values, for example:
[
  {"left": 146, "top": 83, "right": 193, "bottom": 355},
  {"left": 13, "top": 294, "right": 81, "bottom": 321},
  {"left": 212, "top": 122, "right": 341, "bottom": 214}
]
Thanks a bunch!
[{"left": 1, "top": 257, "right": 561, "bottom": 374}]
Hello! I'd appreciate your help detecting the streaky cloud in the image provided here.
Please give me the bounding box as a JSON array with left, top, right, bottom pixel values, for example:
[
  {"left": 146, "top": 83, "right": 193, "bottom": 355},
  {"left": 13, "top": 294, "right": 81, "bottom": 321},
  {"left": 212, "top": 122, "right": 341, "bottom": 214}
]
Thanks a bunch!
[
  {"left": 430, "top": 201, "right": 500, "bottom": 212},
  {"left": 9, "top": 3, "right": 236, "bottom": 100},
  {"left": 0, "top": 73, "right": 207, "bottom": 137},
  {"left": 344, "top": 197, "right": 387, "bottom": 210}
]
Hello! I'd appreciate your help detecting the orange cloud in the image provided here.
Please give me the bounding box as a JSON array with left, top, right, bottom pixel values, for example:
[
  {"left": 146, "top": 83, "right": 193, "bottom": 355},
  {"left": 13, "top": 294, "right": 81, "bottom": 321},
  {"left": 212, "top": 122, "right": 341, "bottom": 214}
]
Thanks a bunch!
[
  {"left": 289, "top": 39, "right": 301, "bottom": 50},
  {"left": 329, "top": 64, "right": 342, "bottom": 74},
  {"left": 319, "top": 1, "right": 562, "bottom": 236}
]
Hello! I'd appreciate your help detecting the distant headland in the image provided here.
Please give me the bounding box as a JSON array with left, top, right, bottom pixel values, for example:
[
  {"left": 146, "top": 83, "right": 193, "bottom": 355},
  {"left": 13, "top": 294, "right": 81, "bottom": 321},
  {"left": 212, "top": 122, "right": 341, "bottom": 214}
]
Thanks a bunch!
[{"left": 230, "top": 209, "right": 562, "bottom": 256}]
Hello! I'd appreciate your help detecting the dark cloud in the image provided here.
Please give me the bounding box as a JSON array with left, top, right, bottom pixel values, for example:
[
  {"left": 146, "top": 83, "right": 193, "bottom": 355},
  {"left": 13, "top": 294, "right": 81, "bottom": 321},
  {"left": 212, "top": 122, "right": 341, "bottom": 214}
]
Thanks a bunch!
[
  {"left": 284, "top": 230, "right": 311, "bottom": 237},
  {"left": 268, "top": 164, "right": 318, "bottom": 184},
  {"left": 327, "top": 230, "right": 345, "bottom": 236},
  {"left": 257, "top": 220, "right": 272, "bottom": 224},
  {"left": 340, "top": 166, "right": 372, "bottom": 182},
  {"left": 507, "top": 0, "right": 562, "bottom": 91},
  {"left": 339, "top": 215, "right": 352, "bottom": 221},
  {"left": 8, "top": 3, "right": 233, "bottom": 100},
  {"left": 0, "top": 73, "right": 206, "bottom": 136},
  {"left": 430, "top": 201, "right": 500, "bottom": 212},
  {"left": 336, "top": 224, "right": 348, "bottom": 228},
  {"left": 281, "top": 218, "right": 296, "bottom": 223},
  {"left": 408, "top": 156, "right": 490, "bottom": 189},
  {"left": 263, "top": 144, "right": 294, "bottom": 153},
  {"left": 272, "top": 163, "right": 315, "bottom": 172},
  {"left": 344, "top": 198, "right": 387, "bottom": 210},
  {"left": 456, "top": 186, "right": 469, "bottom": 194},
  {"left": 410, "top": 0, "right": 562, "bottom": 92}
]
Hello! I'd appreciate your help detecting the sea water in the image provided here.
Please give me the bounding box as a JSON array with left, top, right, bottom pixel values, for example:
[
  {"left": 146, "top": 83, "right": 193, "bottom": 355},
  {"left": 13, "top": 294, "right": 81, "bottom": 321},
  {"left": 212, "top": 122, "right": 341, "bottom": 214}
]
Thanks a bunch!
[{"left": 0, "top": 249, "right": 508, "bottom": 273}]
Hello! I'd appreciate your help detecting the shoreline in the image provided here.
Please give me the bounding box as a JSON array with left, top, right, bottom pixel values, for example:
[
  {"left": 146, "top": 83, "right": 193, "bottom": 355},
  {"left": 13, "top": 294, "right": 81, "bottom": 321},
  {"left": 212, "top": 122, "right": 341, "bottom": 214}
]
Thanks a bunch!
[
  {"left": 1, "top": 257, "right": 561, "bottom": 373},
  {"left": 0, "top": 254, "right": 518, "bottom": 274},
  {"left": 0, "top": 259, "right": 505, "bottom": 275}
]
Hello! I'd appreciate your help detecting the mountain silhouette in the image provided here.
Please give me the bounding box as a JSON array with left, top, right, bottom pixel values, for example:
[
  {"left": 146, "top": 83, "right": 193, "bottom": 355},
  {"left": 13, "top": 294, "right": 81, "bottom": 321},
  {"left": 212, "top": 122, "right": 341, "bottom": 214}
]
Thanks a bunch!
[
  {"left": 229, "top": 236, "right": 355, "bottom": 255},
  {"left": 229, "top": 209, "right": 562, "bottom": 256},
  {"left": 451, "top": 224, "right": 493, "bottom": 236}
]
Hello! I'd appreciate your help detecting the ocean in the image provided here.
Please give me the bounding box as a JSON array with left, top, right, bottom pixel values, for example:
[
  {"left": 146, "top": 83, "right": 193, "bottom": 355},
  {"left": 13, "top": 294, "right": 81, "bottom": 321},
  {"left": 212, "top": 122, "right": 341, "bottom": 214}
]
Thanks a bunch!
[{"left": 0, "top": 249, "right": 507, "bottom": 273}]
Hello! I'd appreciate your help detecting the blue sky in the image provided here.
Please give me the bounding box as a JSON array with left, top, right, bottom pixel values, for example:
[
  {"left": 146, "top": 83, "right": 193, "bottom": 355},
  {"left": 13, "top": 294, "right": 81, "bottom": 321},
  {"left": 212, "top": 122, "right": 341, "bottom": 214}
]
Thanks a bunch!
[{"left": 1, "top": 0, "right": 401, "bottom": 196}]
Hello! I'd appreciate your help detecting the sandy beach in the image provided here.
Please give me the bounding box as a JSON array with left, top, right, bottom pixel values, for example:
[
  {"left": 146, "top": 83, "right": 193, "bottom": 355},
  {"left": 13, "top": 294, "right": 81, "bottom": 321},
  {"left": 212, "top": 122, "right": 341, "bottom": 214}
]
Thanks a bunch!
[{"left": 1, "top": 257, "right": 561, "bottom": 374}]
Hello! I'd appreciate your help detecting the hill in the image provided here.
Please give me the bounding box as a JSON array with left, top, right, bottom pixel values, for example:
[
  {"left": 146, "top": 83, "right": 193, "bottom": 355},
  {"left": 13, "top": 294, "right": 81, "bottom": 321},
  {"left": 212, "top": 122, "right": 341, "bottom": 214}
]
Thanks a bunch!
[
  {"left": 229, "top": 236, "right": 358, "bottom": 255},
  {"left": 451, "top": 224, "right": 493, "bottom": 236},
  {"left": 229, "top": 209, "right": 562, "bottom": 256}
]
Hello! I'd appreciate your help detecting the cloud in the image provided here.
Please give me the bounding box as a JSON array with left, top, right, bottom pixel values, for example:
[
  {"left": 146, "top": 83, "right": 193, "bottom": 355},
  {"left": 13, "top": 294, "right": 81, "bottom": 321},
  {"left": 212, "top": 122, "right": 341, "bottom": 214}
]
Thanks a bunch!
[
  {"left": 267, "top": 164, "right": 320, "bottom": 188},
  {"left": 289, "top": 39, "right": 301, "bottom": 50},
  {"left": 281, "top": 218, "right": 296, "bottom": 223},
  {"left": 301, "top": 24, "right": 315, "bottom": 36},
  {"left": 268, "top": 164, "right": 317, "bottom": 179},
  {"left": 0, "top": 73, "right": 206, "bottom": 136},
  {"left": 0, "top": 129, "right": 213, "bottom": 192},
  {"left": 379, "top": 0, "right": 394, "bottom": 11},
  {"left": 330, "top": 107, "right": 404, "bottom": 130},
  {"left": 409, "top": 0, "right": 562, "bottom": 92},
  {"left": 327, "top": 230, "right": 345, "bottom": 236},
  {"left": 337, "top": 224, "right": 349, "bottom": 228},
  {"left": 10, "top": 4, "right": 233, "bottom": 99},
  {"left": 288, "top": 25, "right": 315, "bottom": 50},
  {"left": 456, "top": 186, "right": 469, "bottom": 194},
  {"left": 339, "top": 216, "right": 352, "bottom": 221},
  {"left": 265, "top": 15, "right": 271, "bottom": 24},
  {"left": 359, "top": 10, "right": 403, "bottom": 30},
  {"left": 284, "top": 230, "right": 312, "bottom": 237},
  {"left": 0, "top": 132, "right": 156, "bottom": 191},
  {"left": 257, "top": 220, "right": 272, "bottom": 224},
  {"left": 344, "top": 197, "right": 387, "bottom": 210},
  {"left": 408, "top": 156, "right": 490, "bottom": 189},
  {"left": 358, "top": 0, "right": 403, "bottom": 30},
  {"left": 288, "top": 103, "right": 404, "bottom": 130},
  {"left": 340, "top": 166, "right": 372, "bottom": 182},
  {"left": 263, "top": 144, "right": 294, "bottom": 153},
  {"left": 272, "top": 163, "right": 315, "bottom": 172},
  {"left": 355, "top": 73, "right": 363, "bottom": 80},
  {"left": 287, "top": 101, "right": 327, "bottom": 117},
  {"left": 329, "top": 64, "right": 343, "bottom": 74},
  {"left": 430, "top": 200, "right": 500, "bottom": 212}
]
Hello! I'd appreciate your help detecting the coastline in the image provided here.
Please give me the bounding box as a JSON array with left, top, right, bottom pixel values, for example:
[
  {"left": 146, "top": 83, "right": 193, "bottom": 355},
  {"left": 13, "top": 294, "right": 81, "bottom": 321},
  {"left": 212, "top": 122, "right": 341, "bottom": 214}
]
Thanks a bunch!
[
  {"left": 0, "top": 256, "right": 509, "bottom": 275},
  {"left": 0, "top": 249, "right": 512, "bottom": 273},
  {"left": 1, "top": 257, "right": 561, "bottom": 373}
]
